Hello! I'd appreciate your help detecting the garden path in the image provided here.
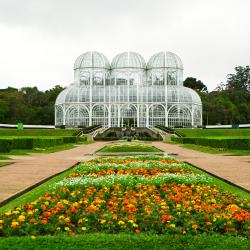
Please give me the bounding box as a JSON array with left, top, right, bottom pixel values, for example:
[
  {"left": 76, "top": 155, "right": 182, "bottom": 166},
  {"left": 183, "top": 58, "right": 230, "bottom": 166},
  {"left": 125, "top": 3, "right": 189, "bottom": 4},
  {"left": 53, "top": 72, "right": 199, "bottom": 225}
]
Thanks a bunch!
[
  {"left": 0, "top": 141, "right": 108, "bottom": 205},
  {"left": 153, "top": 142, "right": 250, "bottom": 192}
]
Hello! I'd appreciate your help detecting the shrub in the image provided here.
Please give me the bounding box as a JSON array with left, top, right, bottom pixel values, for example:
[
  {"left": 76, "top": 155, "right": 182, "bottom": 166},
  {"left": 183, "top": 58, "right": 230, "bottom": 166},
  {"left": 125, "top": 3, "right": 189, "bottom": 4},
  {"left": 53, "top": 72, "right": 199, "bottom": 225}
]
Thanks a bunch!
[
  {"left": 62, "top": 136, "right": 77, "bottom": 144},
  {"left": 0, "top": 139, "right": 12, "bottom": 152},
  {"left": 12, "top": 138, "right": 34, "bottom": 149},
  {"left": 172, "top": 137, "right": 250, "bottom": 150},
  {"left": 33, "top": 137, "right": 64, "bottom": 148}
]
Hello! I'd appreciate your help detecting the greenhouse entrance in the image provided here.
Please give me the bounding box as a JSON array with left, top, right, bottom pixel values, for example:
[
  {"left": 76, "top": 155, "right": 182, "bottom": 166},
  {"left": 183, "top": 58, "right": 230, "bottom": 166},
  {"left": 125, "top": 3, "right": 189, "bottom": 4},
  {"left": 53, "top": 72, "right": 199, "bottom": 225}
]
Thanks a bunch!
[
  {"left": 120, "top": 105, "right": 137, "bottom": 128},
  {"left": 121, "top": 118, "right": 137, "bottom": 128}
]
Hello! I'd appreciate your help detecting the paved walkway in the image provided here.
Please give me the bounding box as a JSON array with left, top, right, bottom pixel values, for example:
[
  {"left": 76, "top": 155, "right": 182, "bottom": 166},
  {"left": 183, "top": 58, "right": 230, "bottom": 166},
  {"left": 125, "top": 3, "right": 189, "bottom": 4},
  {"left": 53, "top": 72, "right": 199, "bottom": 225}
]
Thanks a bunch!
[
  {"left": 153, "top": 142, "right": 250, "bottom": 192},
  {"left": 0, "top": 142, "right": 108, "bottom": 204}
]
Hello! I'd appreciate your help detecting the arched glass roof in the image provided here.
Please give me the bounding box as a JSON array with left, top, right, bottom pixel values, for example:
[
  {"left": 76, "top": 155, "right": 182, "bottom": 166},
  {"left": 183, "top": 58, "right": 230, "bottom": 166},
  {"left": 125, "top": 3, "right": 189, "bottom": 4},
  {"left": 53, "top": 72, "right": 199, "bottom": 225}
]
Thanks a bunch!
[
  {"left": 74, "top": 51, "right": 110, "bottom": 70},
  {"left": 147, "top": 51, "right": 183, "bottom": 70},
  {"left": 111, "top": 51, "right": 146, "bottom": 69}
]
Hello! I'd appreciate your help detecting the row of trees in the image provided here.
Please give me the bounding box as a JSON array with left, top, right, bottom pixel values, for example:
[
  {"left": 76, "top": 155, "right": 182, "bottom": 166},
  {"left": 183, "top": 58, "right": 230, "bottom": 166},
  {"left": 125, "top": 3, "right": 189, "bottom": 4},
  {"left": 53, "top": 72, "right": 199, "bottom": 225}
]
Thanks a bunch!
[
  {"left": 0, "top": 85, "right": 63, "bottom": 125},
  {"left": 0, "top": 66, "right": 249, "bottom": 125},
  {"left": 184, "top": 66, "right": 250, "bottom": 125}
]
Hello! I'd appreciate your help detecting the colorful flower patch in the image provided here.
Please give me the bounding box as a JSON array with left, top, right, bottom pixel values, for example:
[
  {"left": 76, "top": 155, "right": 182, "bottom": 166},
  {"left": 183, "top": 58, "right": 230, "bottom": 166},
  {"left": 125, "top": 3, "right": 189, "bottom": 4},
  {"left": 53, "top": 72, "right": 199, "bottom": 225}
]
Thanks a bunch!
[{"left": 0, "top": 156, "right": 249, "bottom": 237}]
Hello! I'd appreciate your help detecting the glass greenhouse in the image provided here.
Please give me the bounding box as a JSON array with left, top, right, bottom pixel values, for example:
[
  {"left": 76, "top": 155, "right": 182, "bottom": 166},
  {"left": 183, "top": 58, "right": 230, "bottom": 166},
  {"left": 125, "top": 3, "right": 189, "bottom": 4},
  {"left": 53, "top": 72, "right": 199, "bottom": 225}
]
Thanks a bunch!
[{"left": 55, "top": 51, "right": 202, "bottom": 128}]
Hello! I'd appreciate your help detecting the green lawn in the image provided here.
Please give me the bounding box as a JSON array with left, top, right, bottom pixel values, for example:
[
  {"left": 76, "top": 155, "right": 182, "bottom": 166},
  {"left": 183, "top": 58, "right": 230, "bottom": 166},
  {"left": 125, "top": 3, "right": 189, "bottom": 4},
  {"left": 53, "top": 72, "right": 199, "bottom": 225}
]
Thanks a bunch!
[
  {"left": 0, "top": 233, "right": 249, "bottom": 250},
  {"left": 0, "top": 129, "right": 80, "bottom": 137},
  {"left": 0, "top": 142, "right": 90, "bottom": 169},
  {"left": 176, "top": 128, "right": 250, "bottom": 138},
  {"left": 181, "top": 143, "right": 250, "bottom": 156},
  {"left": 98, "top": 141, "right": 162, "bottom": 153},
  {"left": 0, "top": 162, "right": 11, "bottom": 168},
  {"left": 99, "top": 146, "right": 162, "bottom": 153}
]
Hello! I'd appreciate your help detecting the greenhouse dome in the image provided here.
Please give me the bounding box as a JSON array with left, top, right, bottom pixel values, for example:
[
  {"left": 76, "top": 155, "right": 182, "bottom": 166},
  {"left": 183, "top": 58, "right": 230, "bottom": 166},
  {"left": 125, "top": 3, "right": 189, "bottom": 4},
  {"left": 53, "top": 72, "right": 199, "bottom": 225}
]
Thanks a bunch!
[{"left": 55, "top": 51, "right": 202, "bottom": 128}]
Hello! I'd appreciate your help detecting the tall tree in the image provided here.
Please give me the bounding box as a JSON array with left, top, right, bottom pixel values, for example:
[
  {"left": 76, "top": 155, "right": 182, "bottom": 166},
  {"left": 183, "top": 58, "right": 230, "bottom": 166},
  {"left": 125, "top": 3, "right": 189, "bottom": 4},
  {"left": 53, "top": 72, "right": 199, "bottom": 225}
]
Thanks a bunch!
[
  {"left": 227, "top": 66, "right": 250, "bottom": 91},
  {"left": 183, "top": 77, "right": 208, "bottom": 92}
]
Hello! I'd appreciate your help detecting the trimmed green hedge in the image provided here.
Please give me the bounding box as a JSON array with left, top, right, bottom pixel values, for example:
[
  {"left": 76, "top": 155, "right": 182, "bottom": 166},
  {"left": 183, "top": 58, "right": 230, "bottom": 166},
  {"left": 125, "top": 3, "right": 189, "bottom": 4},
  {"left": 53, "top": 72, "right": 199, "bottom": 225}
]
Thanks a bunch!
[
  {"left": 0, "top": 136, "right": 87, "bottom": 152},
  {"left": 172, "top": 137, "right": 250, "bottom": 150},
  {"left": 0, "top": 139, "right": 13, "bottom": 152},
  {"left": 12, "top": 138, "right": 34, "bottom": 149}
]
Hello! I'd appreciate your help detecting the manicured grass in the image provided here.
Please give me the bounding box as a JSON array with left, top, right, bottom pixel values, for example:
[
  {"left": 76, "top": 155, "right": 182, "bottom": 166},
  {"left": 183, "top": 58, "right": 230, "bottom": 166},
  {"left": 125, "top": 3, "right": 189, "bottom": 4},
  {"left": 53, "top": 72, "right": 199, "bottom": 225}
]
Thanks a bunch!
[
  {"left": 176, "top": 128, "right": 250, "bottom": 138},
  {"left": 0, "top": 129, "right": 80, "bottom": 137},
  {"left": 0, "top": 162, "right": 11, "bottom": 168},
  {"left": 181, "top": 143, "right": 250, "bottom": 156},
  {"left": 0, "top": 233, "right": 249, "bottom": 250},
  {"left": 0, "top": 143, "right": 88, "bottom": 159},
  {"left": 0, "top": 156, "right": 10, "bottom": 160},
  {"left": 98, "top": 141, "right": 162, "bottom": 153},
  {"left": 99, "top": 146, "right": 161, "bottom": 153}
]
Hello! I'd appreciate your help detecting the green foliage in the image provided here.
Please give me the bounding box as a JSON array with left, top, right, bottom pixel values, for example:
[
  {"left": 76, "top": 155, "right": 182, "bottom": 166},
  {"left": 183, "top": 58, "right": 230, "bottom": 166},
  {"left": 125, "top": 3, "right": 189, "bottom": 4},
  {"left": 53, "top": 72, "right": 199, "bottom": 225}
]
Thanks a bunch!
[
  {"left": 172, "top": 137, "right": 250, "bottom": 150},
  {"left": 99, "top": 145, "right": 161, "bottom": 153},
  {"left": 176, "top": 128, "right": 250, "bottom": 137},
  {"left": 0, "top": 129, "right": 80, "bottom": 136},
  {"left": 0, "top": 86, "right": 65, "bottom": 125},
  {"left": 199, "top": 65, "right": 250, "bottom": 125},
  {"left": 0, "top": 234, "right": 249, "bottom": 250},
  {"left": 227, "top": 66, "right": 250, "bottom": 91},
  {"left": 183, "top": 77, "right": 208, "bottom": 92},
  {"left": 12, "top": 138, "right": 34, "bottom": 149},
  {"left": 0, "top": 136, "right": 87, "bottom": 152},
  {"left": 0, "top": 139, "right": 12, "bottom": 152}
]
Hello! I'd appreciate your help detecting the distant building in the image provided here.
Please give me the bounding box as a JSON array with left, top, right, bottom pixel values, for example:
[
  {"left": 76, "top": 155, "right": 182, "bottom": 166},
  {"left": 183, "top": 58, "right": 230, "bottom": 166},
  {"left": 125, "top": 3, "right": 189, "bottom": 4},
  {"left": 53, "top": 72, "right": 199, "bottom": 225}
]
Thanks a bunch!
[{"left": 55, "top": 51, "right": 202, "bottom": 128}]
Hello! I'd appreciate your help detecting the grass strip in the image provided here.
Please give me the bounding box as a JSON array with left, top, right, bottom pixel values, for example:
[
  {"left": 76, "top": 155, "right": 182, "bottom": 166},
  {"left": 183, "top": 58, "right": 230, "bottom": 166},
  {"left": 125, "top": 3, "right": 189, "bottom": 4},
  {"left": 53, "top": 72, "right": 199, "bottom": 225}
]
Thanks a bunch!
[{"left": 0, "top": 233, "right": 249, "bottom": 250}]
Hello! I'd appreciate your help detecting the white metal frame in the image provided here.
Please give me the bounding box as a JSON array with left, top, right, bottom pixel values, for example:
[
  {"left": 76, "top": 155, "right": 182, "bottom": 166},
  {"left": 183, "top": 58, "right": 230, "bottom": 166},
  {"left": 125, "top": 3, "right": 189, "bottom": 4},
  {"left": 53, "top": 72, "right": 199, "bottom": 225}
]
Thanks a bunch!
[{"left": 55, "top": 51, "right": 202, "bottom": 128}]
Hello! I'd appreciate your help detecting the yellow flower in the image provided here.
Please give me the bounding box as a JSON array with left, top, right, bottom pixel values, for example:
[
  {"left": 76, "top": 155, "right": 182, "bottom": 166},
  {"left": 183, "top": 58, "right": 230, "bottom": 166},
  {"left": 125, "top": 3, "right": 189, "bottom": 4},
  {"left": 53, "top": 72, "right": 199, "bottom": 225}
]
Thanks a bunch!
[
  {"left": 56, "top": 227, "right": 61, "bottom": 231},
  {"left": 100, "top": 219, "right": 106, "bottom": 224},
  {"left": 73, "top": 202, "right": 79, "bottom": 207},
  {"left": 31, "top": 236, "right": 36, "bottom": 240},
  {"left": 5, "top": 211, "right": 12, "bottom": 216},
  {"left": 132, "top": 223, "right": 138, "bottom": 228},
  {"left": 0, "top": 220, "right": 4, "bottom": 224},
  {"left": 169, "top": 224, "right": 176, "bottom": 228},
  {"left": 62, "top": 199, "right": 69, "bottom": 205},
  {"left": 118, "top": 220, "right": 125, "bottom": 225},
  {"left": 11, "top": 221, "right": 19, "bottom": 228},
  {"left": 18, "top": 215, "right": 25, "bottom": 222},
  {"left": 81, "top": 227, "right": 87, "bottom": 231},
  {"left": 64, "top": 227, "right": 70, "bottom": 231}
]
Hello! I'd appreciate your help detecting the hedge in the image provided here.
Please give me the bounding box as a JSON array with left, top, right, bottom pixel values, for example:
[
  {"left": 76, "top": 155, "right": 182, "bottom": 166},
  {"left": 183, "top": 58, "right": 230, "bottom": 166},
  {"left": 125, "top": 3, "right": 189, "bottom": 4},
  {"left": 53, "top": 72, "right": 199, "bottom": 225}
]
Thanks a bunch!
[
  {"left": 0, "top": 139, "right": 12, "bottom": 152},
  {"left": 0, "top": 136, "right": 87, "bottom": 153},
  {"left": 172, "top": 137, "right": 250, "bottom": 150}
]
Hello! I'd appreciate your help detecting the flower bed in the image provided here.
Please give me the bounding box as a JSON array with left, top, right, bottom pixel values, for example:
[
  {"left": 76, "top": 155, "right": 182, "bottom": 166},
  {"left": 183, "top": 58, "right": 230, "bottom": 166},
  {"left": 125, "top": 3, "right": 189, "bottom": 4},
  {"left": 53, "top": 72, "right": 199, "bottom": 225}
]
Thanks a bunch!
[
  {"left": 0, "top": 156, "right": 249, "bottom": 237},
  {"left": 98, "top": 141, "right": 162, "bottom": 153}
]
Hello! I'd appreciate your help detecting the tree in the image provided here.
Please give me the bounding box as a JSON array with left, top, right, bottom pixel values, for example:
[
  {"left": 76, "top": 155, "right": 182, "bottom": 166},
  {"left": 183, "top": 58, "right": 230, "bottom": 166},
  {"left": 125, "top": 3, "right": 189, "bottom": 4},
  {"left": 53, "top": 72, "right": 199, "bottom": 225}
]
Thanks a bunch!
[
  {"left": 183, "top": 77, "right": 208, "bottom": 92},
  {"left": 227, "top": 66, "right": 250, "bottom": 91}
]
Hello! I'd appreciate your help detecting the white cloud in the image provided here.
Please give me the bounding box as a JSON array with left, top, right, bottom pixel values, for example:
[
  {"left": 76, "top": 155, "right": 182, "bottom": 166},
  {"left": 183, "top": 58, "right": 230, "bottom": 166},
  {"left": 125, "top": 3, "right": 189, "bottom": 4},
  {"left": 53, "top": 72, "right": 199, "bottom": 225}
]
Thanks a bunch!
[{"left": 0, "top": 0, "right": 249, "bottom": 91}]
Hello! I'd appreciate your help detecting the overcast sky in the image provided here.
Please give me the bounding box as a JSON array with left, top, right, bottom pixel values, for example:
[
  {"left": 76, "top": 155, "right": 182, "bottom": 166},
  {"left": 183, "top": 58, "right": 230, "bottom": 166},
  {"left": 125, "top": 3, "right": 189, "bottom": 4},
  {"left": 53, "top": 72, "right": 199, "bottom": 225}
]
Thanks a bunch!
[{"left": 0, "top": 0, "right": 249, "bottom": 91}]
